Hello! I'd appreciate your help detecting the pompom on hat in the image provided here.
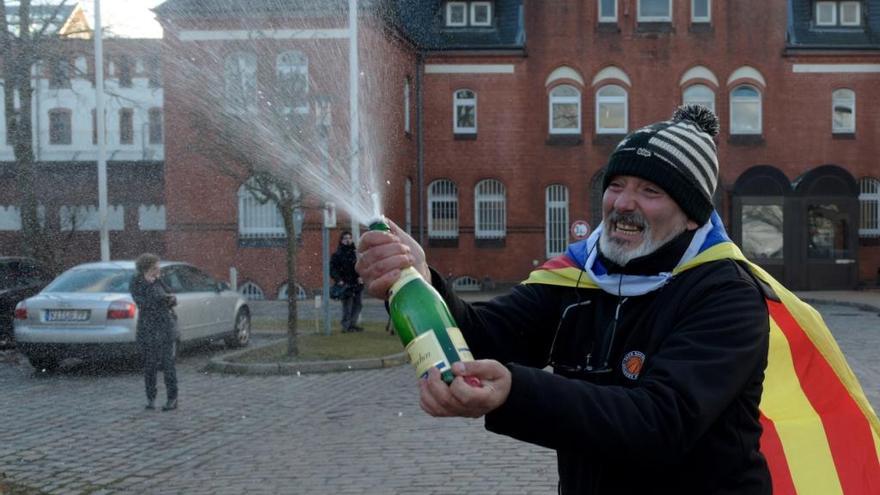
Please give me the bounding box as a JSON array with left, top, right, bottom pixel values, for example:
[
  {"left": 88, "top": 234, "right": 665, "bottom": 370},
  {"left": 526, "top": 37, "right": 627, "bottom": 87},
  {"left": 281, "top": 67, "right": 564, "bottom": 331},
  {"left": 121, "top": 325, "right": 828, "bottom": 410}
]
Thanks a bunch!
[{"left": 602, "top": 104, "right": 720, "bottom": 225}]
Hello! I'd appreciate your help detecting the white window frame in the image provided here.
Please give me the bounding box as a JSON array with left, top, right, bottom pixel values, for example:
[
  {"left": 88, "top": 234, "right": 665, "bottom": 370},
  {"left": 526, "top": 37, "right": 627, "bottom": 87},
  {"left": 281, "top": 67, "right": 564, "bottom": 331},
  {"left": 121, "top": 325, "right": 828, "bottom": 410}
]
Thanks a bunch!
[
  {"left": 470, "top": 1, "right": 493, "bottom": 27},
  {"left": 404, "top": 78, "right": 411, "bottom": 133},
  {"left": 596, "top": 85, "right": 628, "bottom": 134},
  {"left": 859, "top": 177, "right": 880, "bottom": 237},
  {"left": 428, "top": 179, "right": 459, "bottom": 239},
  {"left": 682, "top": 84, "right": 716, "bottom": 113},
  {"left": 475, "top": 179, "right": 506, "bottom": 239},
  {"left": 237, "top": 180, "right": 285, "bottom": 238},
  {"left": 691, "top": 0, "right": 711, "bottom": 23},
  {"left": 239, "top": 282, "right": 265, "bottom": 301},
  {"left": 598, "top": 0, "right": 618, "bottom": 23},
  {"left": 446, "top": 1, "right": 468, "bottom": 27},
  {"left": 638, "top": 0, "right": 672, "bottom": 22},
  {"left": 815, "top": 1, "right": 837, "bottom": 26},
  {"left": 832, "top": 88, "right": 856, "bottom": 134},
  {"left": 224, "top": 52, "right": 257, "bottom": 115},
  {"left": 276, "top": 51, "right": 309, "bottom": 115},
  {"left": 729, "top": 85, "right": 762, "bottom": 135},
  {"left": 549, "top": 84, "right": 582, "bottom": 135},
  {"left": 839, "top": 1, "right": 861, "bottom": 26},
  {"left": 545, "top": 184, "right": 570, "bottom": 258},
  {"left": 453, "top": 89, "right": 477, "bottom": 134}
]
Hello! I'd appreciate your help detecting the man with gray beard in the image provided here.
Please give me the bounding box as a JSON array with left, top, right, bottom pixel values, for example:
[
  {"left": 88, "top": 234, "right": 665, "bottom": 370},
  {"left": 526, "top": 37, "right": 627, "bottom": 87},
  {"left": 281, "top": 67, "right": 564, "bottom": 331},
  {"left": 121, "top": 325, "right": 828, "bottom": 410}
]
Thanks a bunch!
[{"left": 357, "top": 105, "right": 771, "bottom": 494}]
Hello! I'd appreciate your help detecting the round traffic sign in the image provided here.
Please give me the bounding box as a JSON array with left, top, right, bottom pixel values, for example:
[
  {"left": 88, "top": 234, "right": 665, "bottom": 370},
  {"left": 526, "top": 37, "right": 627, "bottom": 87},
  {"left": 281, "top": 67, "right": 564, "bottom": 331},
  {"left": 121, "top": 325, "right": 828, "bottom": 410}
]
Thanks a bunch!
[{"left": 570, "top": 220, "right": 591, "bottom": 240}]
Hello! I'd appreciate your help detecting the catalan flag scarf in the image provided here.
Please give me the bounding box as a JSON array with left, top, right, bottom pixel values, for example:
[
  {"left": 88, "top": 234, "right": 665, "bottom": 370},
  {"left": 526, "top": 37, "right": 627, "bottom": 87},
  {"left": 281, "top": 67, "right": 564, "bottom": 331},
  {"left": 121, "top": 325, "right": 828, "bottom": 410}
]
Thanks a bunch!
[{"left": 525, "top": 212, "right": 880, "bottom": 494}]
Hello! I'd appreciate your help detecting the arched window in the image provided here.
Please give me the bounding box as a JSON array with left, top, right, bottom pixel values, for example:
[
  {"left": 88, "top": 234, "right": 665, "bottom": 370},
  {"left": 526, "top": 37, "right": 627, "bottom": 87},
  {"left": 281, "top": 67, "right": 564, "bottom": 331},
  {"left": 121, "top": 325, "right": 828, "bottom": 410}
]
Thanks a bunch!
[
  {"left": 549, "top": 85, "right": 581, "bottom": 134},
  {"left": 475, "top": 179, "right": 506, "bottom": 239},
  {"left": 729, "top": 85, "right": 762, "bottom": 134},
  {"left": 225, "top": 52, "right": 257, "bottom": 114},
  {"left": 239, "top": 281, "right": 265, "bottom": 301},
  {"left": 596, "top": 85, "right": 627, "bottom": 134},
  {"left": 832, "top": 88, "right": 855, "bottom": 134},
  {"left": 277, "top": 51, "right": 308, "bottom": 114},
  {"left": 277, "top": 282, "right": 307, "bottom": 300},
  {"left": 683, "top": 84, "right": 715, "bottom": 113},
  {"left": 48, "top": 108, "right": 72, "bottom": 145},
  {"left": 859, "top": 177, "right": 880, "bottom": 237},
  {"left": 453, "top": 89, "right": 477, "bottom": 134},
  {"left": 545, "top": 184, "right": 569, "bottom": 258},
  {"left": 428, "top": 179, "right": 458, "bottom": 239},
  {"left": 237, "top": 179, "right": 285, "bottom": 238}
]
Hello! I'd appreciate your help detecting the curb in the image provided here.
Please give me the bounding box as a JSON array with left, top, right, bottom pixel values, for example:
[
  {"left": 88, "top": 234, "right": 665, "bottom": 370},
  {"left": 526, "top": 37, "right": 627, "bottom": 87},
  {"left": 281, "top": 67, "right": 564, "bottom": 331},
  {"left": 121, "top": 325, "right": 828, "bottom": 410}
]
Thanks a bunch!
[
  {"left": 204, "top": 337, "right": 410, "bottom": 376},
  {"left": 799, "top": 298, "right": 880, "bottom": 315}
]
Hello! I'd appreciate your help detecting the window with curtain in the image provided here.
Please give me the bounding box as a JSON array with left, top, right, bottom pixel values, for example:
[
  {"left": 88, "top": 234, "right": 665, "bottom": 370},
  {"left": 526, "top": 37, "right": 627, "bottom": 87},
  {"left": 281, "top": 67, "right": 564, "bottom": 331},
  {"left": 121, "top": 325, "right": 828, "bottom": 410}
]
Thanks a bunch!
[
  {"left": 225, "top": 52, "right": 258, "bottom": 115},
  {"left": 428, "top": 179, "right": 459, "bottom": 239},
  {"left": 475, "top": 179, "right": 506, "bottom": 239},
  {"left": 549, "top": 85, "right": 581, "bottom": 134},
  {"left": 454, "top": 89, "right": 477, "bottom": 134},
  {"left": 832, "top": 88, "right": 855, "bottom": 134}
]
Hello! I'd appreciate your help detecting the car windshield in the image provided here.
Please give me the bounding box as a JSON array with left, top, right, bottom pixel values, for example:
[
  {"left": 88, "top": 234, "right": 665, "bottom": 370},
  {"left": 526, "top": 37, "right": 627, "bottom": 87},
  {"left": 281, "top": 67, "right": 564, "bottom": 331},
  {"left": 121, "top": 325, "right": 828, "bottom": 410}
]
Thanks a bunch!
[{"left": 43, "top": 268, "right": 135, "bottom": 294}]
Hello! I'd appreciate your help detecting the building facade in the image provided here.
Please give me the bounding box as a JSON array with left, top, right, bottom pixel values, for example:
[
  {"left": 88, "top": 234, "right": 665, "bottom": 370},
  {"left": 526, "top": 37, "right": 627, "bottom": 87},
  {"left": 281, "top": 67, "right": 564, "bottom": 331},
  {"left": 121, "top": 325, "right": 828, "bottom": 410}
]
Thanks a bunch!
[{"left": 8, "top": 1, "right": 868, "bottom": 295}]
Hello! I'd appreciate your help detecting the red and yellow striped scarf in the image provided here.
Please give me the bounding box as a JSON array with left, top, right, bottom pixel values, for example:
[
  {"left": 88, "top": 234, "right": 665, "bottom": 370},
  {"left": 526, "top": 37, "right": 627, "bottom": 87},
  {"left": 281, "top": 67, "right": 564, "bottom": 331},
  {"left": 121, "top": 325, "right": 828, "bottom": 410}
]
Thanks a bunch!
[{"left": 525, "top": 241, "right": 880, "bottom": 494}]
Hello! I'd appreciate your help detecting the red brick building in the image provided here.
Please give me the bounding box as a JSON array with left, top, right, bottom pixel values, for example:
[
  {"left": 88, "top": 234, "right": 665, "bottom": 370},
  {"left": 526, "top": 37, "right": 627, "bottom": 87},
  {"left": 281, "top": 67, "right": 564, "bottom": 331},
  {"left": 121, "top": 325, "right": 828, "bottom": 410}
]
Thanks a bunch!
[{"left": 156, "top": 0, "right": 880, "bottom": 295}]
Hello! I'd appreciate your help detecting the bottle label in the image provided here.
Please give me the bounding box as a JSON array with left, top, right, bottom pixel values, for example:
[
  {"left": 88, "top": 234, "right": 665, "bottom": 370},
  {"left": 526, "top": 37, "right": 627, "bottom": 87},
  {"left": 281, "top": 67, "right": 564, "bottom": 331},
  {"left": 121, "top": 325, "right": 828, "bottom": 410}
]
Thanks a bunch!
[
  {"left": 447, "top": 327, "right": 475, "bottom": 362},
  {"left": 406, "top": 331, "right": 451, "bottom": 379}
]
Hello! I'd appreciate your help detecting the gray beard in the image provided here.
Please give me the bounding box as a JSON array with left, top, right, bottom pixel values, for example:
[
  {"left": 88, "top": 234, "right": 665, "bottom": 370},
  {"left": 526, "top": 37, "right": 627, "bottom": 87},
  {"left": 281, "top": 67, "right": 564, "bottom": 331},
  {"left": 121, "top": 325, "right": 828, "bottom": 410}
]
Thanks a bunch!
[{"left": 598, "top": 214, "right": 686, "bottom": 266}]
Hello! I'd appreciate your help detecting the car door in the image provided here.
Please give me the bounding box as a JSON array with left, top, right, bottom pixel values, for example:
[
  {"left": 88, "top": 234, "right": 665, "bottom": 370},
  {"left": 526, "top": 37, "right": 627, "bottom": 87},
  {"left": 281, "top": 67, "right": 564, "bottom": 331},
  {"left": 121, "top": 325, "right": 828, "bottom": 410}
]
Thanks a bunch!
[
  {"left": 185, "top": 266, "right": 234, "bottom": 337},
  {"left": 160, "top": 266, "right": 207, "bottom": 341},
  {"left": 175, "top": 266, "right": 218, "bottom": 339}
]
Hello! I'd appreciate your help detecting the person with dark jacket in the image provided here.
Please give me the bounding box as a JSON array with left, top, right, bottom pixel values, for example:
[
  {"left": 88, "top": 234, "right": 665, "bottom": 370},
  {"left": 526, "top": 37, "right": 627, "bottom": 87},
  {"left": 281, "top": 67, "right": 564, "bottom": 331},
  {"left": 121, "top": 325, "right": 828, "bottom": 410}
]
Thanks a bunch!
[
  {"left": 130, "top": 253, "right": 178, "bottom": 411},
  {"left": 355, "top": 106, "right": 772, "bottom": 494},
  {"left": 330, "top": 231, "right": 364, "bottom": 332}
]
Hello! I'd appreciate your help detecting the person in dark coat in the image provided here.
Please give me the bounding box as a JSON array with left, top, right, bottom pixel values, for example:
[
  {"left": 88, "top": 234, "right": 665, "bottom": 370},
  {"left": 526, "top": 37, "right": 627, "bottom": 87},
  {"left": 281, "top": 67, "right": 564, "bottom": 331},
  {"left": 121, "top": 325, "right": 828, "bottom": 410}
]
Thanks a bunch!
[
  {"left": 130, "top": 253, "right": 178, "bottom": 411},
  {"left": 355, "top": 106, "right": 773, "bottom": 494},
  {"left": 330, "top": 231, "right": 364, "bottom": 332}
]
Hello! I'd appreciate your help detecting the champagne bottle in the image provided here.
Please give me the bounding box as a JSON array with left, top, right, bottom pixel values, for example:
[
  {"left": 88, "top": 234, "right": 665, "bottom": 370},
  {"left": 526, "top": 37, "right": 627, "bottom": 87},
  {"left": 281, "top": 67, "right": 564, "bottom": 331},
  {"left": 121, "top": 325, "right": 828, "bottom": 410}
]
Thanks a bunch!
[{"left": 369, "top": 218, "right": 477, "bottom": 385}]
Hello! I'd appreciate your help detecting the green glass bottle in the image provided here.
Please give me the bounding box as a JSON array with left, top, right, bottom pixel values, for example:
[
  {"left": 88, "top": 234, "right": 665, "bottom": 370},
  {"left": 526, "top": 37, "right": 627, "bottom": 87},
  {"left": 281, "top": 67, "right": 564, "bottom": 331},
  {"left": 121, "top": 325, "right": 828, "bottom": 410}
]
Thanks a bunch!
[{"left": 369, "top": 218, "right": 476, "bottom": 385}]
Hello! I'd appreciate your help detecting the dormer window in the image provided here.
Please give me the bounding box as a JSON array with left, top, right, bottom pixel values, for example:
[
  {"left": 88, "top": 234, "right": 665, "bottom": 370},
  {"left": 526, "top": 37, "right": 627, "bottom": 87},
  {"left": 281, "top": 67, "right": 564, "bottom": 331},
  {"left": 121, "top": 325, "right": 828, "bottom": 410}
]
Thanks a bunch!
[
  {"left": 815, "top": 1, "right": 861, "bottom": 27},
  {"left": 446, "top": 1, "right": 493, "bottom": 27}
]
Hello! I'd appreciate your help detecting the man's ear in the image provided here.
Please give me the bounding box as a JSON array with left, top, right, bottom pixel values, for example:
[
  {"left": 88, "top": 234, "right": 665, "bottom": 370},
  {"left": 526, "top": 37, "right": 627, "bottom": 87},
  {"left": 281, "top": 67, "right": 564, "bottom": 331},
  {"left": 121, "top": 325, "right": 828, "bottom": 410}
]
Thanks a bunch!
[{"left": 686, "top": 219, "right": 699, "bottom": 231}]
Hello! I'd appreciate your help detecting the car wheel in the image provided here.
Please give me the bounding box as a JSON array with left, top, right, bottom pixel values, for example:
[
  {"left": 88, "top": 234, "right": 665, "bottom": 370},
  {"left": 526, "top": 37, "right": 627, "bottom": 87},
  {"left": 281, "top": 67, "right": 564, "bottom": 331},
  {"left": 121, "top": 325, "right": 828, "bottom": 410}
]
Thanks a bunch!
[
  {"left": 225, "top": 310, "right": 250, "bottom": 348},
  {"left": 28, "top": 356, "right": 59, "bottom": 372}
]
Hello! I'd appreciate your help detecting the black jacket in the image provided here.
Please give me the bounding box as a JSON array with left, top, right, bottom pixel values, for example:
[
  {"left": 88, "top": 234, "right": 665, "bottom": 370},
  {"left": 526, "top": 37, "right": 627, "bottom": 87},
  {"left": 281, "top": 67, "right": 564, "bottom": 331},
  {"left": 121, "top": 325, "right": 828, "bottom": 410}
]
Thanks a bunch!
[
  {"left": 130, "top": 274, "right": 175, "bottom": 344},
  {"left": 432, "top": 256, "right": 771, "bottom": 494},
  {"left": 330, "top": 243, "right": 361, "bottom": 287}
]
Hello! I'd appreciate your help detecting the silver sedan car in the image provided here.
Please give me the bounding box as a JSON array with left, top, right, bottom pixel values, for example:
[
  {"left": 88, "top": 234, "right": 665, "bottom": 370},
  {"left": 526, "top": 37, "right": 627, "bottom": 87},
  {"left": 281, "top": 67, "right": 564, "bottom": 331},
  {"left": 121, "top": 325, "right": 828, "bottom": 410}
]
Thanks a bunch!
[{"left": 14, "top": 261, "right": 250, "bottom": 371}]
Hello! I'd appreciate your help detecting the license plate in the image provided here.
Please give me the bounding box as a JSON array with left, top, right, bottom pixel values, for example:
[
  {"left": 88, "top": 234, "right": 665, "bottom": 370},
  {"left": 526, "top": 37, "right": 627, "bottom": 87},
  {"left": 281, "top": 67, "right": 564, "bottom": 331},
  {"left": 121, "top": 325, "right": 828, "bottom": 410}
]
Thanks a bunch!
[{"left": 45, "top": 309, "right": 90, "bottom": 322}]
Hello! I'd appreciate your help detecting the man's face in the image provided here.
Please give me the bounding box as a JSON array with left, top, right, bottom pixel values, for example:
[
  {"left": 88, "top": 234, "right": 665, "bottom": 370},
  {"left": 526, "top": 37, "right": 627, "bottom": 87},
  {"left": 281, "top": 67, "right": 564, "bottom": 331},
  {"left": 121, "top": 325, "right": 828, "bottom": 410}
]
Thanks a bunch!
[
  {"left": 599, "top": 175, "right": 698, "bottom": 266},
  {"left": 341, "top": 234, "right": 353, "bottom": 245}
]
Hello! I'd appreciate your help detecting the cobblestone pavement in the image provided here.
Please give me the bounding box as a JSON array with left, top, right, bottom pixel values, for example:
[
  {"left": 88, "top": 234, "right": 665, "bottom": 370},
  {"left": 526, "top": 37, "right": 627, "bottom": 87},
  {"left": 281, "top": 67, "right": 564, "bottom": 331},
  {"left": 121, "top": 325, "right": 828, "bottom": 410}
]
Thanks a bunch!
[{"left": 1, "top": 302, "right": 878, "bottom": 494}]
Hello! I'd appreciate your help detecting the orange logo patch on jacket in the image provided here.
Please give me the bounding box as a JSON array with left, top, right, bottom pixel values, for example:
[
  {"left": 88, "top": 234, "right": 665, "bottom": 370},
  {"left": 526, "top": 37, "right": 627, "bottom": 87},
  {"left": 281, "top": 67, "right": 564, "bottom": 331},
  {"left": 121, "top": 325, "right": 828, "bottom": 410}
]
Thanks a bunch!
[{"left": 621, "top": 351, "right": 645, "bottom": 380}]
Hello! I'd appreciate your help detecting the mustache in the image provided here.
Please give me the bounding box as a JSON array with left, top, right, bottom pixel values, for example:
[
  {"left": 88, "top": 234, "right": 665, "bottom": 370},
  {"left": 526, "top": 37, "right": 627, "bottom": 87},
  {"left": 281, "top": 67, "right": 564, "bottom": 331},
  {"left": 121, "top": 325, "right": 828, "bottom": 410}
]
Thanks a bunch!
[{"left": 606, "top": 211, "right": 647, "bottom": 229}]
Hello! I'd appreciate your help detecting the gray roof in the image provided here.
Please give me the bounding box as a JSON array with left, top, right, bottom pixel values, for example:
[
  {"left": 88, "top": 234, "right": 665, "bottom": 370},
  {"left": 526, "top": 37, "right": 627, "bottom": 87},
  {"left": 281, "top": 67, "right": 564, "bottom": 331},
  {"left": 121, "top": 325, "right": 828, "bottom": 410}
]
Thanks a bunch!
[
  {"left": 153, "top": 0, "right": 381, "bottom": 19},
  {"left": 385, "top": 0, "right": 524, "bottom": 51},
  {"left": 788, "top": 0, "right": 880, "bottom": 49},
  {"left": 5, "top": 4, "right": 79, "bottom": 36}
]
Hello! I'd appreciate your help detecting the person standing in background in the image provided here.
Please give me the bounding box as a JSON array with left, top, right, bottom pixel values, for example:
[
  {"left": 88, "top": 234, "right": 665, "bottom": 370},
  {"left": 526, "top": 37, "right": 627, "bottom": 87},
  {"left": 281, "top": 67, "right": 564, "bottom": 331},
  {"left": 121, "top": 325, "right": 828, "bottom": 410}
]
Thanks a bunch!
[{"left": 330, "top": 231, "right": 364, "bottom": 333}]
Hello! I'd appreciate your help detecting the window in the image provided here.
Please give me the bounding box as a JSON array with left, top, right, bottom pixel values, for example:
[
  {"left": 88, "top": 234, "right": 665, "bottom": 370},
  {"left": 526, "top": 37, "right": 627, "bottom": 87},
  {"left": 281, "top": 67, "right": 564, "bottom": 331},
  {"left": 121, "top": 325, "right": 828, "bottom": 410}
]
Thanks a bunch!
[
  {"left": 807, "top": 203, "right": 850, "bottom": 259},
  {"left": 692, "top": 0, "right": 711, "bottom": 23},
  {"left": 816, "top": 1, "right": 861, "bottom": 26},
  {"left": 147, "top": 56, "right": 161, "bottom": 88},
  {"left": 225, "top": 52, "right": 257, "bottom": 115},
  {"left": 149, "top": 108, "right": 163, "bottom": 144},
  {"left": 276, "top": 51, "right": 309, "bottom": 114},
  {"left": 683, "top": 84, "right": 715, "bottom": 113},
  {"left": 404, "top": 78, "right": 411, "bottom": 133},
  {"left": 119, "top": 108, "right": 133, "bottom": 144},
  {"left": 277, "top": 282, "right": 307, "bottom": 301},
  {"left": 446, "top": 2, "right": 467, "bottom": 26},
  {"left": 49, "top": 58, "right": 69, "bottom": 89},
  {"left": 546, "top": 184, "right": 569, "bottom": 258},
  {"left": 596, "top": 85, "right": 627, "bottom": 134},
  {"left": 832, "top": 89, "right": 855, "bottom": 134},
  {"left": 238, "top": 281, "right": 265, "bottom": 300},
  {"left": 117, "top": 56, "right": 133, "bottom": 88},
  {"left": 48, "top": 109, "right": 71, "bottom": 145},
  {"left": 638, "top": 0, "right": 672, "bottom": 22},
  {"left": 730, "top": 85, "right": 761, "bottom": 135},
  {"left": 859, "top": 178, "right": 880, "bottom": 237},
  {"left": 742, "top": 204, "right": 784, "bottom": 259},
  {"left": 453, "top": 89, "right": 477, "bottom": 134},
  {"left": 549, "top": 85, "right": 581, "bottom": 134},
  {"left": 599, "top": 0, "right": 617, "bottom": 22},
  {"left": 470, "top": 2, "right": 492, "bottom": 26},
  {"left": 428, "top": 179, "right": 458, "bottom": 239},
  {"left": 475, "top": 179, "right": 506, "bottom": 239},
  {"left": 238, "top": 180, "right": 285, "bottom": 238}
]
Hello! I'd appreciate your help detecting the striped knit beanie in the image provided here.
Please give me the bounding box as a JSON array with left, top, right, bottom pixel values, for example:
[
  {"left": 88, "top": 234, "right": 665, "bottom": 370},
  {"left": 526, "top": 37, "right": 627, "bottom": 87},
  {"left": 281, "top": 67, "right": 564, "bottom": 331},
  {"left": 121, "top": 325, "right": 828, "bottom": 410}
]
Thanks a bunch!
[{"left": 602, "top": 104, "right": 720, "bottom": 225}]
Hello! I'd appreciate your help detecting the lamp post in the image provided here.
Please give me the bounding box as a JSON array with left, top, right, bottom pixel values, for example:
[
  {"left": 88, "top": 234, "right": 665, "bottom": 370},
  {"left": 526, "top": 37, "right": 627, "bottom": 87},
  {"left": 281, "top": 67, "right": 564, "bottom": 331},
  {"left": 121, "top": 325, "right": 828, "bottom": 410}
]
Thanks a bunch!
[{"left": 316, "top": 96, "right": 334, "bottom": 336}]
